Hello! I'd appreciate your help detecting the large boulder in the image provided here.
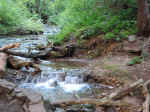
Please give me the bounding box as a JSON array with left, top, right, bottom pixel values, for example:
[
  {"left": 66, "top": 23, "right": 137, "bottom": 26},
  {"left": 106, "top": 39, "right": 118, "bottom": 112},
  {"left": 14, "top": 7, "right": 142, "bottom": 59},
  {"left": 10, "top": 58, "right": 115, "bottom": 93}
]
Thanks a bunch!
[{"left": 0, "top": 79, "right": 47, "bottom": 112}]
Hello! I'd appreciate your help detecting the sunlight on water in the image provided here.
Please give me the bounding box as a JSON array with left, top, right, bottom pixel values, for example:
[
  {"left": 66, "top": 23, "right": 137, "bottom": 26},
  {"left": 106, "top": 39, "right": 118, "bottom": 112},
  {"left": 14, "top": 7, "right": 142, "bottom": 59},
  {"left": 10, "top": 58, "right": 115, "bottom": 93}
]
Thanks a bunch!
[
  {"left": 58, "top": 82, "right": 90, "bottom": 93},
  {"left": 35, "top": 79, "right": 57, "bottom": 89},
  {"left": 34, "top": 78, "right": 90, "bottom": 93}
]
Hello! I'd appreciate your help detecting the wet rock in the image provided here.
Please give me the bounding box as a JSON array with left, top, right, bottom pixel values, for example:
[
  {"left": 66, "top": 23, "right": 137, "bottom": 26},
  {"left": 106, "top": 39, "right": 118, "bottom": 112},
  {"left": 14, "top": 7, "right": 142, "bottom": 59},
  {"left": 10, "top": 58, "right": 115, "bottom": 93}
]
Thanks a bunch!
[
  {"left": 15, "top": 88, "right": 42, "bottom": 104},
  {"left": 8, "top": 56, "right": 41, "bottom": 75},
  {"left": 29, "top": 102, "right": 46, "bottom": 112},
  {"left": 0, "top": 36, "right": 49, "bottom": 57},
  {"left": 128, "top": 35, "right": 136, "bottom": 42},
  {"left": 8, "top": 56, "right": 32, "bottom": 69},
  {"left": 0, "top": 79, "right": 16, "bottom": 93},
  {"left": 56, "top": 72, "right": 66, "bottom": 82},
  {"left": 55, "top": 108, "right": 66, "bottom": 112},
  {"left": 0, "top": 79, "right": 47, "bottom": 112}
]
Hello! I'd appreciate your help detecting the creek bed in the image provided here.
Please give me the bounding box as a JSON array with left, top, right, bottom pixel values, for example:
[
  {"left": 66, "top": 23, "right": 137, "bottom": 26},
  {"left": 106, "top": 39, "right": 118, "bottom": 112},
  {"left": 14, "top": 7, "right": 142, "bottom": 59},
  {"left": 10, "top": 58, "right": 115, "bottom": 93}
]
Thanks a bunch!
[{"left": 0, "top": 25, "right": 113, "bottom": 112}]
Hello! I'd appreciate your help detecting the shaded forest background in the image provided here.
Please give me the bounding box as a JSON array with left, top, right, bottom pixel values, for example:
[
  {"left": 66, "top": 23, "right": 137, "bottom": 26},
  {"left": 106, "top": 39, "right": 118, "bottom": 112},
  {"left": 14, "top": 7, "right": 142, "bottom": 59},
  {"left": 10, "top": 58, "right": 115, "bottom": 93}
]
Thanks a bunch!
[{"left": 0, "top": 0, "right": 146, "bottom": 44}]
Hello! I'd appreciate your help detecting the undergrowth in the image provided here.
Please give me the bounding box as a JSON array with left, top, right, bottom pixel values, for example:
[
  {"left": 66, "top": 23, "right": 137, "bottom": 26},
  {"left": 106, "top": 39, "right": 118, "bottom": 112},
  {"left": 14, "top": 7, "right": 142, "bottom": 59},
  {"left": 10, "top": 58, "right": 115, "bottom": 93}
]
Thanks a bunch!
[
  {"left": 47, "top": 0, "right": 137, "bottom": 45},
  {"left": 0, "top": 0, "right": 42, "bottom": 35}
]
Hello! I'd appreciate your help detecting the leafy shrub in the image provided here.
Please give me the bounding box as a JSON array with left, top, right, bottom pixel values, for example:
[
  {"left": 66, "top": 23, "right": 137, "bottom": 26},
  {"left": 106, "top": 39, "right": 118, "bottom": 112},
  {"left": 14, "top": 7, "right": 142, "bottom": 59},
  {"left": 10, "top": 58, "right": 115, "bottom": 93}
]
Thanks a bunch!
[
  {"left": 0, "top": 0, "right": 42, "bottom": 34},
  {"left": 105, "top": 32, "right": 116, "bottom": 39},
  {"left": 127, "top": 56, "right": 143, "bottom": 66},
  {"left": 47, "top": 0, "right": 137, "bottom": 44}
]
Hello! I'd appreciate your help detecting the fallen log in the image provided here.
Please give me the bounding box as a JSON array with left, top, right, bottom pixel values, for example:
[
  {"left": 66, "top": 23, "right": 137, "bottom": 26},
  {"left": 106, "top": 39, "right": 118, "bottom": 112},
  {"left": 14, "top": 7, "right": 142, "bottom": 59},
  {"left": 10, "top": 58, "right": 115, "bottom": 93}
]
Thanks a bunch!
[
  {"left": 0, "top": 53, "right": 8, "bottom": 76},
  {"left": 109, "top": 79, "right": 143, "bottom": 100},
  {"left": 0, "top": 43, "right": 52, "bottom": 58},
  {"left": 52, "top": 79, "right": 143, "bottom": 107},
  {"left": 0, "top": 43, "right": 75, "bottom": 58},
  {"left": 4, "top": 48, "right": 52, "bottom": 58},
  {"left": 52, "top": 98, "right": 129, "bottom": 107},
  {"left": 143, "top": 80, "right": 150, "bottom": 112}
]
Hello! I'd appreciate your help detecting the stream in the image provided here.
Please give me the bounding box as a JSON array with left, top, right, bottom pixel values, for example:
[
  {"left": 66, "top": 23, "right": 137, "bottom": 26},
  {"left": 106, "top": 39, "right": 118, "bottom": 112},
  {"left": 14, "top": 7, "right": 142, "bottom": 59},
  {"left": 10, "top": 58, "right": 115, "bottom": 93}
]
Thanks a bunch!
[{"left": 0, "top": 25, "right": 113, "bottom": 112}]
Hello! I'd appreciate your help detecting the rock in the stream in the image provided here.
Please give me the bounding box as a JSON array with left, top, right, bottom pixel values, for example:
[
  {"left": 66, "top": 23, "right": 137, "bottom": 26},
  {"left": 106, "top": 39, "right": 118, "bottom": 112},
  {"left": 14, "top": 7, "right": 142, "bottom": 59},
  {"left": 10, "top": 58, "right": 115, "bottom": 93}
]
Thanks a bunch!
[
  {"left": 8, "top": 56, "right": 32, "bottom": 69},
  {"left": 55, "top": 108, "right": 66, "bottom": 112},
  {"left": 128, "top": 35, "right": 136, "bottom": 42},
  {"left": 0, "top": 53, "right": 8, "bottom": 76},
  {"left": 0, "top": 79, "right": 47, "bottom": 112},
  {"left": 8, "top": 56, "right": 41, "bottom": 75}
]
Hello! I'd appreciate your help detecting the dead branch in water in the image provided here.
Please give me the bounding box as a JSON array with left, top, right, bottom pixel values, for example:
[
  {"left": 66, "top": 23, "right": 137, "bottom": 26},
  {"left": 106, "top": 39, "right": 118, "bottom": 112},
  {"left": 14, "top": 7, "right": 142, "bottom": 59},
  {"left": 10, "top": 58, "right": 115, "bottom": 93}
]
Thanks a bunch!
[{"left": 109, "top": 79, "right": 144, "bottom": 100}]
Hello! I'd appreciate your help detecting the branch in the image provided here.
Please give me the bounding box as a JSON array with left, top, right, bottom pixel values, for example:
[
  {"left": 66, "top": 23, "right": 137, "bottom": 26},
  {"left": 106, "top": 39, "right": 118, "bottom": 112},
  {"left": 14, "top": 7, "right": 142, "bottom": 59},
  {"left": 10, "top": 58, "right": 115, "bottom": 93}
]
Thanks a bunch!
[
  {"left": 109, "top": 79, "right": 143, "bottom": 100},
  {"left": 52, "top": 98, "right": 129, "bottom": 108},
  {"left": 51, "top": 79, "right": 143, "bottom": 107},
  {"left": 143, "top": 80, "right": 150, "bottom": 112}
]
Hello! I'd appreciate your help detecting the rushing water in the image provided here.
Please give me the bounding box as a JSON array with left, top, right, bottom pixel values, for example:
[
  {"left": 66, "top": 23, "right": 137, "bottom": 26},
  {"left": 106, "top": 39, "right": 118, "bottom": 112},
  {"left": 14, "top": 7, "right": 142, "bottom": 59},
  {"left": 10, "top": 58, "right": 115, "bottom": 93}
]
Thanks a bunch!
[{"left": 0, "top": 25, "right": 113, "bottom": 111}]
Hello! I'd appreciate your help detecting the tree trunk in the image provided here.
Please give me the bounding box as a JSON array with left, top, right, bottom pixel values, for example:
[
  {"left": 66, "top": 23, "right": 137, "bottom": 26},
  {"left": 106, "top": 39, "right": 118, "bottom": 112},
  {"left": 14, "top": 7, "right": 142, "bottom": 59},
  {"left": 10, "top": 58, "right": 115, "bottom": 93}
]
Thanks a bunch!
[
  {"left": 137, "top": 0, "right": 150, "bottom": 36},
  {"left": 36, "top": 0, "right": 41, "bottom": 14}
]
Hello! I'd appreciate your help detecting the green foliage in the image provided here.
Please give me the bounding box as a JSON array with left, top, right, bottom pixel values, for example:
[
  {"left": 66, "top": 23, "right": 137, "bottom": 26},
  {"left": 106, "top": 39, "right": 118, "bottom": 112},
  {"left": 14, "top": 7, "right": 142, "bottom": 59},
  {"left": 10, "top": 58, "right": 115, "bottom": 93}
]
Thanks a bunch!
[
  {"left": 105, "top": 32, "right": 116, "bottom": 39},
  {"left": 47, "top": 0, "right": 137, "bottom": 44},
  {"left": 0, "top": 0, "right": 42, "bottom": 34},
  {"left": 127, "top": 56, "right": 143, "bottom": 66}
]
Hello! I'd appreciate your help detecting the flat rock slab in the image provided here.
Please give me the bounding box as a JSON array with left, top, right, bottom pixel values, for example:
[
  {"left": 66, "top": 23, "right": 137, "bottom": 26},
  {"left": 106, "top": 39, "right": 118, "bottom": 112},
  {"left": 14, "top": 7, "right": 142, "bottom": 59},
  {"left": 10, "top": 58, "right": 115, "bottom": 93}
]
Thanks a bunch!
[{"left": 0, "top": 36, "right": 49, "bottom": 55}]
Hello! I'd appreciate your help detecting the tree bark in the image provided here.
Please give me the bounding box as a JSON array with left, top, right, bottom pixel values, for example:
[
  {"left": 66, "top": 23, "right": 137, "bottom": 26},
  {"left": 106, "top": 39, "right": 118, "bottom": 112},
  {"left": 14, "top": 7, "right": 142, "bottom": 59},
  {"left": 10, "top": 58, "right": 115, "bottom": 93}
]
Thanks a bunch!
[
  {"left": 36, "top": 0, "right": 41, "bottom": 14},
  {"left": 137, "top": 0, "right": 150, "bottom": 36},
  {"left": 143, "top": 80, "right": 150, "bottom": 112}
]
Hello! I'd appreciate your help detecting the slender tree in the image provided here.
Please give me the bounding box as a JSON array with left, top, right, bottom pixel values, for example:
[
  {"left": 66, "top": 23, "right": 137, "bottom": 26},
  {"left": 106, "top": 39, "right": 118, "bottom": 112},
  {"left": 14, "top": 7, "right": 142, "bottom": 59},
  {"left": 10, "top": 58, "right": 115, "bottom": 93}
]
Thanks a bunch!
[
  {"left": 137, "top": 0, "right": 150, "bottom": 36},
  {"left": 36, "top": 0, "right": 41, "bottom": 14}
]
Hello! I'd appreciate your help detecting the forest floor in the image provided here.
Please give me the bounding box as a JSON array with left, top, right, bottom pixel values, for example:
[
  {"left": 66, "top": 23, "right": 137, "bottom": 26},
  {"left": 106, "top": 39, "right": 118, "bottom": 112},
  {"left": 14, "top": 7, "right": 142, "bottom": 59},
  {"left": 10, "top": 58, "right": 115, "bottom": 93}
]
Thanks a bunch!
[{"left": 68, "top": 35, "right": 150, "bottom": 112}]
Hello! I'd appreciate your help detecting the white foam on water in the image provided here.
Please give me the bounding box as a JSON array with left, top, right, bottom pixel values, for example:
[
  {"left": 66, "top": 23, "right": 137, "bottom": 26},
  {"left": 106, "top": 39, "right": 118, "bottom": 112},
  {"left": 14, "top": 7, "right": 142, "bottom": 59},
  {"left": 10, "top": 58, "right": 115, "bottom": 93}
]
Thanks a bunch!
[
  {"left": 58, "top": 82, "right": 89, "bottom": 93},
  {"left": 35, "top": 78, "right": 57, "bottom": 89}
]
